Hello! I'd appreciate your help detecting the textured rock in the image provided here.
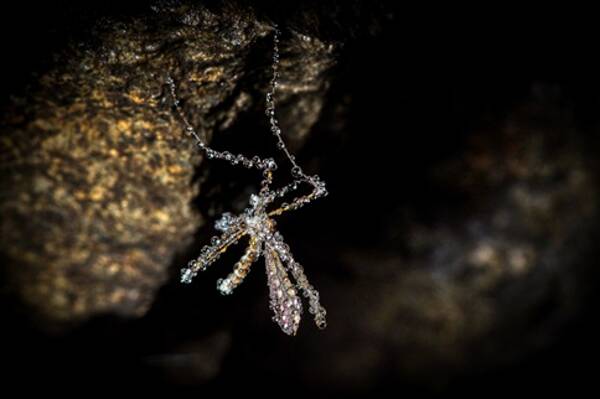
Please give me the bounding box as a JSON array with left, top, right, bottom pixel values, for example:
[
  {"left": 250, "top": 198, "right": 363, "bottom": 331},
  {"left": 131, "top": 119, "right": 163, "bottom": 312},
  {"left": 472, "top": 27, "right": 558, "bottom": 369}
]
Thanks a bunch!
[
  {"left": 280, "top": 89, "right": 600, "bottom": 389},
  {"left": 2, "top": 1, "right": 597, "bottom": 394},
  {"left": 0, "top": 2, "right": 336, "bottom": 326}
]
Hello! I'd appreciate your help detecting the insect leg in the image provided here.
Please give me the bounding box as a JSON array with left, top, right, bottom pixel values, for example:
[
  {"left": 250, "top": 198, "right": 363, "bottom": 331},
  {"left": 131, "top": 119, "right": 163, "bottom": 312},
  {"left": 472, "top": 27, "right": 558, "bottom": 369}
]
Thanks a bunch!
[
  {"left": 181, "top": 228, "right": 246, "bottom": 283},
  {"left": 216, "top": 235, "right": 263, "bottom": 295},
  {"left": 268, "top": 176, "right": 327, "bottom": 217}
]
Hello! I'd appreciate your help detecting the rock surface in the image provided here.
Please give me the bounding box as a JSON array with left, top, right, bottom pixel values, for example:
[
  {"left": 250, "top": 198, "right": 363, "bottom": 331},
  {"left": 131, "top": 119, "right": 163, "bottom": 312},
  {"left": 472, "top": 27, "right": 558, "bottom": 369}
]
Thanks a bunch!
[
  {"left": 283, "top": 92, "right": 600, "bottom": 388},
  {"left": 0, "top": 2, "right": 336, "bottom": 326},
  {"left": 1, "top": 1, "right": 599, "bottom": 394}
]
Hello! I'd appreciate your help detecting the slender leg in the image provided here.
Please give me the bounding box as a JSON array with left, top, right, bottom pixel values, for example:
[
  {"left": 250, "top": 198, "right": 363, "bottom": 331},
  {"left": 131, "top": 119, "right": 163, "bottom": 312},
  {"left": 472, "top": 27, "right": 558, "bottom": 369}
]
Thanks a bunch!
[
  {"left": 268, "top": 177, "right": 327, "bottom": 217},
  {"left": 285, "top": 257, "right": 327, "bottom": 329},
  {"left": 217, "top": 235, "right": 263, "bottom": 295},
  {"left": 181, "top": 228, "right": 246, "bottom": 283},
  {"left": 167, "top": 74, "right": 278, "bottom": 173}
]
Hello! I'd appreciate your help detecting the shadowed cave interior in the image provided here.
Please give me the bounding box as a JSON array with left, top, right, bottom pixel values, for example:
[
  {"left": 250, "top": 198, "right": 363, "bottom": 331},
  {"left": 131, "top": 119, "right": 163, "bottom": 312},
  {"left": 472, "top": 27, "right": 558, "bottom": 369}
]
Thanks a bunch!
[{"left": 1, "top": 1, "right": 600, "bottom": 395}]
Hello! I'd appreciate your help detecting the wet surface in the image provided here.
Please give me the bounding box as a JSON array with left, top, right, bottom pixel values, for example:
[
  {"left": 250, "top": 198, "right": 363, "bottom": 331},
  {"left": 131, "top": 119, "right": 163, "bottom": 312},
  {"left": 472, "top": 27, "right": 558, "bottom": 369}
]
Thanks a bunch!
[{"left": 1, "top": 1, "right": 600, "bottom": 395}]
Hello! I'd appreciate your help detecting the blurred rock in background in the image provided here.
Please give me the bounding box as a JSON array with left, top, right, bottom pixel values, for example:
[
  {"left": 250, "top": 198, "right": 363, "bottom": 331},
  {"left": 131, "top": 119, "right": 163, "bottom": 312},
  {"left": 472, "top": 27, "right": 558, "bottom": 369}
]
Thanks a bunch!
[{"left": 1, "top": 1, "right": 599, "bottom": 395}]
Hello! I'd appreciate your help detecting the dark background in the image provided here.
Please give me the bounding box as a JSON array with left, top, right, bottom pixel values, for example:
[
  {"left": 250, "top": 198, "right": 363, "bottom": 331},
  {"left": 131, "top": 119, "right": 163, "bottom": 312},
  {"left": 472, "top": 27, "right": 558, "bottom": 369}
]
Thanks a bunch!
[{"left": 1, "top": 1, "right": 600, "bottom": 396}]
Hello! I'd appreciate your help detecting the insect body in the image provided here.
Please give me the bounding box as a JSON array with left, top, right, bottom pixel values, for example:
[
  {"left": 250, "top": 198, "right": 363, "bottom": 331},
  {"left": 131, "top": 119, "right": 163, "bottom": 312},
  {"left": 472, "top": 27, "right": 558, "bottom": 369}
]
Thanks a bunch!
[
  {"left": 170, "top": 25, "right": 327, "bottom": 336},
  {"left": 180, "top": 176, "right": 327, "bottom": 336}
]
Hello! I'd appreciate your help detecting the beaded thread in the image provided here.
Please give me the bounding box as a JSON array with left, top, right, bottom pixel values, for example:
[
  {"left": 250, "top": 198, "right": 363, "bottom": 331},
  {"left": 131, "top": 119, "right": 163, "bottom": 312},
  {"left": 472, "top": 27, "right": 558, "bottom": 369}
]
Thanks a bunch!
[{"left": 167, "top": 26, "right": 328, "bottom": 335}]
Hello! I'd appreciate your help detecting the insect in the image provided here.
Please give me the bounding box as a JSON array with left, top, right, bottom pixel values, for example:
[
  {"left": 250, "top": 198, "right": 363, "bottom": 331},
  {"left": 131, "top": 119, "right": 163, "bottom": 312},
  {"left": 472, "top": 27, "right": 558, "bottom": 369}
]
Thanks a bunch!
[
  {"left": 170, "top": 25, "right": 328, "bottom": 335},
  {"left": 180, "top": 163, "right": 328, "bottom": 336}
]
